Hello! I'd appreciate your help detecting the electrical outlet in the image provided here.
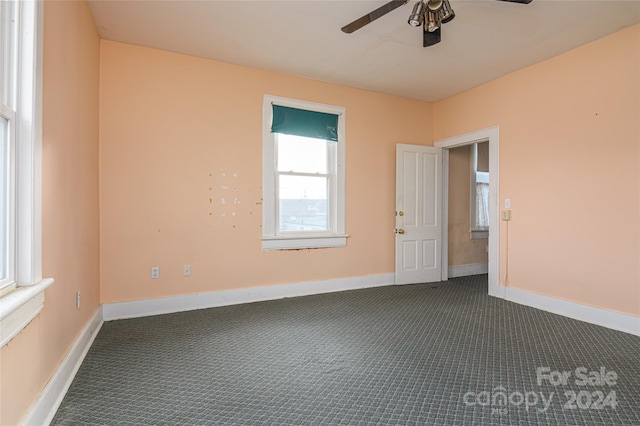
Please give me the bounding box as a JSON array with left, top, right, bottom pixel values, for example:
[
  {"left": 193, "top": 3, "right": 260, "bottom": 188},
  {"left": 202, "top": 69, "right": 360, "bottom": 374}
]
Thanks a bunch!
[
  {"left": 76, "top": 291, "right": 81, "bottom": 309},
  {"left": 151, "top": 267, "right": 160, "bottom": 279},
  {"left": 183, "top": 265, "right": 191, "bottom": 277},
  {"left": 502, "top": 210, "right": 511, "bottom": 221}
]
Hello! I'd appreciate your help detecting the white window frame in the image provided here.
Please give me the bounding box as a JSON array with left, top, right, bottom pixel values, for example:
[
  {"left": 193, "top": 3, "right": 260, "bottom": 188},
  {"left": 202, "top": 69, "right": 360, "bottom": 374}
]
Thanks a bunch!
[
  {"left": 262, "top": 95, "right": 347, "bottom": 250},
  {"left": 0, "top": 0, "right": 53, "bottom": 349},
  {"left": 470, "top": 142, "right": 489, "bottom": 240}
]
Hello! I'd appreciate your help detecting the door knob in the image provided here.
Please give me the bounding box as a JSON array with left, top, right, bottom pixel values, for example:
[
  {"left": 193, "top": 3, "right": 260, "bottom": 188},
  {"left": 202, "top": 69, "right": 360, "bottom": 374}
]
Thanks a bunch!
[{"left": 395, "top": 229, "right": 405, "bottom": 234}]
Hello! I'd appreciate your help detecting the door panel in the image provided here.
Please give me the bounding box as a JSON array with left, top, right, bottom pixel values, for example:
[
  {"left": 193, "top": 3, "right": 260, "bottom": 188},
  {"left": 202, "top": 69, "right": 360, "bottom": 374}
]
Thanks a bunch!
[
  {"left": 423, "top": 240, "right": 437, "bottom": 268},
  {"left": 402, "top": 240, "right": 418, "bottom": 271},
  {"left": 422, "top": 153, "right": 437, "bottom": 226},
  {"left": 402, "top": 151, "right": 418, "bottom": 227},
  {"left": 396, "top": 144, "right": 443, "bottom": 285}
]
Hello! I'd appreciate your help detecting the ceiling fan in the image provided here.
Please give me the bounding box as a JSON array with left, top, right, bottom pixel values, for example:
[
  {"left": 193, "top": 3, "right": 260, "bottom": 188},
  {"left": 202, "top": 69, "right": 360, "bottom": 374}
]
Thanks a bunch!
[{"left": 341, "top": 0, "right": 533, "bottom": 47}]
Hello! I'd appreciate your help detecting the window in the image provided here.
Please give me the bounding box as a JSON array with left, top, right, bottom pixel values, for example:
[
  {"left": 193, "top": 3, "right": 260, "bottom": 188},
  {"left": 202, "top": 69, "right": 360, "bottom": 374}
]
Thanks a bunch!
[
  {"left": 262, "top": 95, "right": 347, "bottom": 250},
  {"left": 0, "top": 108, "right": 15, "bottom": 297},
  {"left": 1, "top": 1, "right": 18, "bottom": 297},
  {"left": 470, "top": 142, "right": 489, "bottom": 239},
  {"left": 0, "top": 0, "right": 51, "bottom": 349}
]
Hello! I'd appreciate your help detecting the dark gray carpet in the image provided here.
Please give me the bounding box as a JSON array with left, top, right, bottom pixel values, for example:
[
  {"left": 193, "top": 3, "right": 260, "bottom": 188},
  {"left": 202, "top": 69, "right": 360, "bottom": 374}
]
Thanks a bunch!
[{"left": 52, "top": 275, "right": 640, "bottom": 425}]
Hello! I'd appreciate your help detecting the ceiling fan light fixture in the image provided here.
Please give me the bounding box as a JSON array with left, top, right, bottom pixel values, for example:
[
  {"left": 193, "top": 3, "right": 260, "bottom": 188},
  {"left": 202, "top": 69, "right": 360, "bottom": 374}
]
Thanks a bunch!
[
  {"left": 426, "top": 0, "right": 443, "bottom": 12},
  {"left": 426, "top": 10, "right": 441, "bottom": 32},
  {"left": 407, "top": 1, "right": 425, "bottom": 27},
  {"left": 440, "top": 0, "right": 455, "bottom": 23},
  {"left": 423, "top": 26, "right": 441, "bottom": 47},
  {"left": 341, "top": 0, "right": 532, "bottom": 47}
]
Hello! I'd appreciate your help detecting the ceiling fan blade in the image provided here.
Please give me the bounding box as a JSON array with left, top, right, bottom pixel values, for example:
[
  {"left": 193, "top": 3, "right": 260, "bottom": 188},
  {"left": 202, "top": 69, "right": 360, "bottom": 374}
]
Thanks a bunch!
[
  {"left": 496, "top": 0, "right": 533, "bottom": 3},
  {"left": 341, "top": 0, "right": 409, "bottom": 34},
  {"left": 423, "top": 27, "right": 441, "bottom": 47}
]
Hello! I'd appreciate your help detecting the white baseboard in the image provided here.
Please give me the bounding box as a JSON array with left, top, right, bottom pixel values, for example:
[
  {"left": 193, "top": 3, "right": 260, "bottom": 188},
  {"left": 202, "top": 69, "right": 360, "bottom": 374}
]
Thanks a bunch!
[
  {"left": 23, "top": 308, "right": 104, "bottom": 426},
  {"left": 103, "top": 273, "right": 396, "bottom": 321},
  {"left": 503, "top": 286, "right": 640, "bottom": 337},
  {"left": 448, "top": 262, "right": 488, "bottom": 278}
]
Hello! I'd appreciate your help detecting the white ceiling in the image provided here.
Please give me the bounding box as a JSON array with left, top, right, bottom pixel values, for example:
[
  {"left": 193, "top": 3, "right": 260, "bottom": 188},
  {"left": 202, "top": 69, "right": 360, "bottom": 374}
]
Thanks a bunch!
[{"left": 87, "top": 0, "right": 640, "bottom": 102}]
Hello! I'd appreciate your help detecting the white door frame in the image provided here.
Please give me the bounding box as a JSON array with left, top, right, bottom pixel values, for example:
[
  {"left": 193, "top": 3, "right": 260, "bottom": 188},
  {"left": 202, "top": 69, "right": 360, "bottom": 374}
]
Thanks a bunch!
[{"left": 435, "top": 126, "right": 503, "bottom": 298}]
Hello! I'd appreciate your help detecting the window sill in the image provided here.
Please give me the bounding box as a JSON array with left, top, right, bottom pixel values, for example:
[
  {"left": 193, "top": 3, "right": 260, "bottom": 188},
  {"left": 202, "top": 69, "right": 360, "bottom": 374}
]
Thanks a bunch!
[
  {"left": 0, "top": 278, "right": 54, "bottom": 348},
  {"left": 470, "top": 230, "right": 489, "bottom": 240},
  {"left": 262, "top": 234, "right": 348, "bottom": 251}
]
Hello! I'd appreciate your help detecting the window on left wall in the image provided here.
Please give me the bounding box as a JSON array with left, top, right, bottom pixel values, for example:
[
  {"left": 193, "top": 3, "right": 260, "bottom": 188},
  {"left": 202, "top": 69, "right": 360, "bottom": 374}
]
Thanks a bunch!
[
  {"left": 0, "top": 0, "right": 52, "bottom": 349},
  {"left": 0, "top": 112, "right": 13, "bottom": 296},
  {"left": 0, "top": 1, "right": 18, "bottom": 297}
]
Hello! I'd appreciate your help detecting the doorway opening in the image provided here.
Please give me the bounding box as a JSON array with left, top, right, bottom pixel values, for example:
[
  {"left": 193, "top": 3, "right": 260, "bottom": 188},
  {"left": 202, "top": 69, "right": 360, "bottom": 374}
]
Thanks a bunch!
[{"left": 435, "top": 126, "right": 502, "bottom": 297}]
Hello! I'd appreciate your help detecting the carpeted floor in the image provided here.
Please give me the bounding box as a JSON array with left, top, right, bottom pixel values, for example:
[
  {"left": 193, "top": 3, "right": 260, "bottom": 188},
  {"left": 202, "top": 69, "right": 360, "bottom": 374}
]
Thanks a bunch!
[{"left": 52, "top": 275, "right": 640, "bottom": 425}]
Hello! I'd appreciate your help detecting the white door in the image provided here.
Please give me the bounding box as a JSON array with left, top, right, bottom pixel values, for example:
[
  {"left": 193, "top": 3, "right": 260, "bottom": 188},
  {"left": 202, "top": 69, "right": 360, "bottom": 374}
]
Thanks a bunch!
[{"left": 396, "top": 144, "right": 443, "bottom": 285}]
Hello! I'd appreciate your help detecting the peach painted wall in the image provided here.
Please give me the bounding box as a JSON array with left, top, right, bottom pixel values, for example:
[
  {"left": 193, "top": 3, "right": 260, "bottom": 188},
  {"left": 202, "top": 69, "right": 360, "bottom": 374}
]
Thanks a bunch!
[
  {"left": 99, "top": 41, "right": 433, "bottom": 303},
  {"left": 0, "top": 1, "right": 101, "bottom": 424},
  {"left": 448, "top": 145, "right": 488, "bottom": 267},
  {"left": 434, "top": 24, "right": 640, "bottom": 316}
]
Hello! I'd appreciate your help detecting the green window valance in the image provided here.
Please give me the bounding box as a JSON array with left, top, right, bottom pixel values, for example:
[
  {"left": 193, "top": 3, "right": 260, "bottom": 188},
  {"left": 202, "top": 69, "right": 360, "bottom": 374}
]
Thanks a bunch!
[{"left": 271, "top": 105, "right": 339, "bottom": 142}]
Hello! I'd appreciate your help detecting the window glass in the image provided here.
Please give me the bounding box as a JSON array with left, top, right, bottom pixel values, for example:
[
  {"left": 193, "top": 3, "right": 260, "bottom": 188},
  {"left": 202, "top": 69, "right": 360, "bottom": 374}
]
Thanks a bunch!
[
  {"left": 471, "top": 142, "right": 489, "bottom": 236},
  {"left": 474, "top": 171, "right": 489, "bottom": 230},
  {"left": 276, "top": 133, "right": 330, "bottom": 233},
  {"left": 1, "top": 1, "right": 17, "bottom": 108},
  {"left": 0, "top": 115, "right": 8, "bottom": 281},
  {"left": 277, "top": 134, "right": 327, "bottom": 174},
  {"left": 278, "top": 174, "right": 328, "bottom": 232}
]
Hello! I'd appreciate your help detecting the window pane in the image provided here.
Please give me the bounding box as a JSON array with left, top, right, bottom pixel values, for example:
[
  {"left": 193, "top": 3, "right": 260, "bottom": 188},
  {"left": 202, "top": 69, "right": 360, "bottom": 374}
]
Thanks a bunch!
[
  {"left": 277, "top": 134, "right": 327, "bottom": 174},
  {"left": 1, "top": 1, "right": 17, "bottom": 108},
  {"left": 279, "top": 175, "right": 328, "bottom": 231},
  {"left": 0, "top": 115, "right": 8, "bottom": 280},
  {"left": 474, "top": 172, "right": 490, "bottom": 230}
]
